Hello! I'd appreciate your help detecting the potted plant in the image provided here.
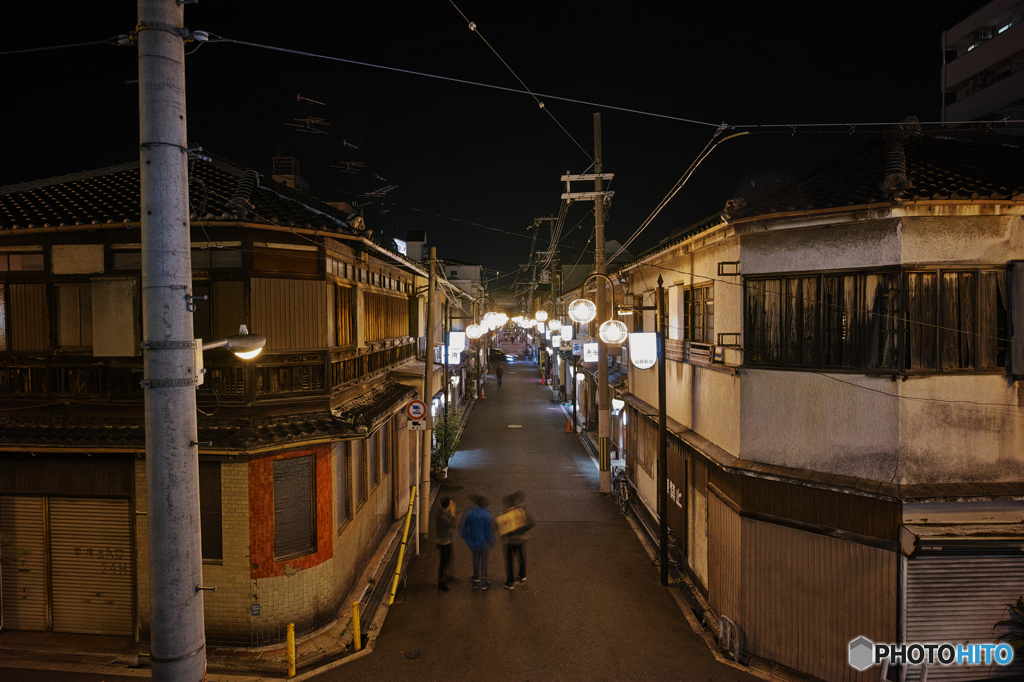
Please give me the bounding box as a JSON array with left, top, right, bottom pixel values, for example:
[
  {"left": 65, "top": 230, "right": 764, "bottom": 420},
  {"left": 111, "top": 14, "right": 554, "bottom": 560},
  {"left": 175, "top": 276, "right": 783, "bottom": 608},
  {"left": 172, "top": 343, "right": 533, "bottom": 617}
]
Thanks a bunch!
[
  {"left": 431, "top": 408, "right": 463, "bottom": 480},
  {"left": 995, "top": 595, "right": 1024, "bottom": 655}
]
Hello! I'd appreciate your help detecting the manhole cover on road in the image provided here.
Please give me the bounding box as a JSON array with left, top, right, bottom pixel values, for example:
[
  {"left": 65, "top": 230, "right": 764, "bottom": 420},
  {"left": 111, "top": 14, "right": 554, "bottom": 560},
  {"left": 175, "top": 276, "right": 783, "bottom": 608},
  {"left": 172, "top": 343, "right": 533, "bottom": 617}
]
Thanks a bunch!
[
  {"left": 405, "top": 649, "right": 424, "bottom": 659},
  {"left": 508, "top": 425, "right": 523, "bottom": 429}
]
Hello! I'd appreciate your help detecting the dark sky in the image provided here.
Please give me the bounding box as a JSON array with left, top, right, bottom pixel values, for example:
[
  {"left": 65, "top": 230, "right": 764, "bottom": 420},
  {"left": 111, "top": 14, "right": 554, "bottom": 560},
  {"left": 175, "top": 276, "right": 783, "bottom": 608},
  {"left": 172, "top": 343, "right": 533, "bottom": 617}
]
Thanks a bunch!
[{"left": 2, "top": 1, "right": 988, "bottom": 288}]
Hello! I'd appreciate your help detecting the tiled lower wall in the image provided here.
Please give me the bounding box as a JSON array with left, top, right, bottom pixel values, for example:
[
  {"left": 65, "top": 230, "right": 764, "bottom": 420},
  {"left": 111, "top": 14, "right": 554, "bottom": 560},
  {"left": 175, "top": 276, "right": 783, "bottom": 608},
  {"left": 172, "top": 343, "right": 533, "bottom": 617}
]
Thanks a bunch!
[{"left": 134, "top": 429, "right": 407, "bottom": 646}]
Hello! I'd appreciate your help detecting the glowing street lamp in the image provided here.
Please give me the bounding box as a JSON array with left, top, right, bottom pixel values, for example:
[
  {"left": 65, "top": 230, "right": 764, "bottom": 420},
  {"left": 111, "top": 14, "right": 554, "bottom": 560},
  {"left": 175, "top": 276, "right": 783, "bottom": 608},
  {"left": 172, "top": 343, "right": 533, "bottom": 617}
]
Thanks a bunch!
[
  {"left": 568, "top": 298, "right": 597, "bottom": 324},
  {"left": 535, "top": 310, "right": 548, "bottom": 322},
  {"left": 548, "top": 319, "right": 562, "bottom": 334},
  {"left": 466, "top": 324, "right": 483, "bottom": 340},
  {"left": 202, "top": 324, "right": 267, "bottom": 359}
]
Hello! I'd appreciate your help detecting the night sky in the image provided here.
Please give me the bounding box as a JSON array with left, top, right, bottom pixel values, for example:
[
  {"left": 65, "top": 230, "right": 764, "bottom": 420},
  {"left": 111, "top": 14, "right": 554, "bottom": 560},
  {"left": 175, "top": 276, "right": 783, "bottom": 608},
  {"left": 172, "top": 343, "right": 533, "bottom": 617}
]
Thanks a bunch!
[{"left": 3, "top": 1, "right": 989, "bottom": 288}]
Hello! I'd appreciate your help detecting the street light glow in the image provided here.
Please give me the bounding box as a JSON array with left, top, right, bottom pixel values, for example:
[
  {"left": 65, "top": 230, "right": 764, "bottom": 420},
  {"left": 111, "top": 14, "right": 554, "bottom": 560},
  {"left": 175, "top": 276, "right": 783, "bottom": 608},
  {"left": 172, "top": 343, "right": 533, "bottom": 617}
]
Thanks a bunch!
[{"left": 568, "top": 299, "right": 597, "bottom": 323}]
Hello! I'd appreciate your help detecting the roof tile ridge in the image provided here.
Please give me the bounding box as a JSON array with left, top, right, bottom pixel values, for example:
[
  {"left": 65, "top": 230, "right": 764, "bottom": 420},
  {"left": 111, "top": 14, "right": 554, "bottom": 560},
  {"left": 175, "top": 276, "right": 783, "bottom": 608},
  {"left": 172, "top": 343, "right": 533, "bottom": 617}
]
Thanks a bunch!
[{"left": 0, "top": 161, "right": 141, "bottom": 195}]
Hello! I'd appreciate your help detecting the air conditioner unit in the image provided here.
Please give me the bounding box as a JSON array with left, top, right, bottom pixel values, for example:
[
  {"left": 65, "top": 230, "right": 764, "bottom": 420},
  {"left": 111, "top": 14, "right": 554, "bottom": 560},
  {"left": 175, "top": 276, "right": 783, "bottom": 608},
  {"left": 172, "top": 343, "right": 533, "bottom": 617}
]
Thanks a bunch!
[{"left": 978, "top": 28, "right": 993, "bottom": 39}]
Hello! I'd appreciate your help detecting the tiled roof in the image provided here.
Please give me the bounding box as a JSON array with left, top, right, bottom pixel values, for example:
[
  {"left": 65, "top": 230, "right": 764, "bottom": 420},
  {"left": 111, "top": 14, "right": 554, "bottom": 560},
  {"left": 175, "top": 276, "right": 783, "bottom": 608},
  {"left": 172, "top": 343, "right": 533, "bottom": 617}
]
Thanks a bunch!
[
  {"left": 730, "top": 132, "right": 1024, "bottom": 219},
  {"left": 632, "top": 131, "right": 1024, "bottom": 267},
  {"left": 0, "top": 153, "right": 350, "bottom": 232},
  {"left": 0, "top": 381, "right": 415, "bottom": 451}
]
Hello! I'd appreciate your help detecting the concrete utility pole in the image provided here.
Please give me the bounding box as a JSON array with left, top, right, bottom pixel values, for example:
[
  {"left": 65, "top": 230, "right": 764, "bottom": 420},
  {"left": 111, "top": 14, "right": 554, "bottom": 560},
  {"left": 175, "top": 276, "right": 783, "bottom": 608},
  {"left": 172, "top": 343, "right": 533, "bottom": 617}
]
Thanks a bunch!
[
  {"left": 137, "top": 1, "right": 206, "bottom": 680},
  {"left": 656, "top": 277, "right": 669, "bottom": 586},
  {"left": 420, "top": 247, "right": 436, "bottom": 540},
  {"left": 594, "top": 113, "right": 611, "bottom": 494}
]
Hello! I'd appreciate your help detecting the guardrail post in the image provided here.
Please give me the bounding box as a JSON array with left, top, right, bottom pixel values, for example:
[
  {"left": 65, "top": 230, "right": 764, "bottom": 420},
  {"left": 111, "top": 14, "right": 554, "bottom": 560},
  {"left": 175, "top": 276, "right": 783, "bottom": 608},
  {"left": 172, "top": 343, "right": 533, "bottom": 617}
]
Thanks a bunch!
[
  {"left": 353, "top": 601, "right": 362, "bottom": 652},
  {"left": 287, "top": 622, "right": 296, "bottom": 678}
]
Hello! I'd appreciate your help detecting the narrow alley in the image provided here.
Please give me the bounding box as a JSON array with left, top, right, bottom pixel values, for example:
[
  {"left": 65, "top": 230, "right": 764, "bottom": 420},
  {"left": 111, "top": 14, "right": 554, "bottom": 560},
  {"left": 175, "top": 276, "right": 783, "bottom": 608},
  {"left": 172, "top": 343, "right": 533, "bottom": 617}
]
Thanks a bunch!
[{"left": 332, "top": 343, "right": 759, "bottom": 681}]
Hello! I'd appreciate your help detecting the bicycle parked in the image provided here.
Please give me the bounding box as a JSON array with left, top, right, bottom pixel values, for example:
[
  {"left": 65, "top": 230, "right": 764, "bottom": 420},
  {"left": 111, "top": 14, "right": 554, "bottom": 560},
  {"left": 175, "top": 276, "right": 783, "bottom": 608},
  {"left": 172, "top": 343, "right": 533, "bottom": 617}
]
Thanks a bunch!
[{"left": 611, "top": 465, "right": 630, "bottom": 515}]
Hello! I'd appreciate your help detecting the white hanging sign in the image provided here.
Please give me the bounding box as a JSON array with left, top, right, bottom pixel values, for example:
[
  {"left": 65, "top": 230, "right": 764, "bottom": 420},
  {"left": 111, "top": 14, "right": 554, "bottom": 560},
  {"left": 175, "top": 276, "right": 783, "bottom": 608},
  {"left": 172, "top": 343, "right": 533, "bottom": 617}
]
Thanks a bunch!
[
  {"left": 551, "top": 334, "right": 561, "bottom": 349},
  {"left": 629, "top": 332, "right": 658, "bottom": 370},
  {"left": 560, "top": 337, "right": 574, "bottom": 351},
  {"left": 583, "top": 342, "right": 599, "bottom": 363},
  {"left": 449, "top": 331, "right": 466, "bottom": 353}
]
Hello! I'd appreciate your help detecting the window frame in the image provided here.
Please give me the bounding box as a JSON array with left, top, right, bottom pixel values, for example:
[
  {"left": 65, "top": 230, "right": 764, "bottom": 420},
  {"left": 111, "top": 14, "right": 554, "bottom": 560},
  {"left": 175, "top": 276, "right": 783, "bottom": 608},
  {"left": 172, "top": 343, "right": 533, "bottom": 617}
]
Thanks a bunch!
[
  {"left": 199, "top": 460, "right": 224, "bottom": 563},
  {"left": 335, "top": 441, "right": 351, "bottom": 531},
  {"left": 744, "top": 265, "right": 1009, "bottom": 375},
  {"left": 683, "top": 282, "right": 714, "bottom": 344},
  {"left": 272, "top": 454, "right": 318, "bottom": 561}
]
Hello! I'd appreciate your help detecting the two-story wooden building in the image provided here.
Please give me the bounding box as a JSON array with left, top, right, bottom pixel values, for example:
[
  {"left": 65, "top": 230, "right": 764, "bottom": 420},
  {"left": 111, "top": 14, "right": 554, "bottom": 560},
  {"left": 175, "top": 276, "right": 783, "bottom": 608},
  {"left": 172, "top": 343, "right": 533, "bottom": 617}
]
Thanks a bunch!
[
  {"left": 614, "top": 126, "right": 1024, "bottom": 681},
  {"left": 0, "top": 153, "right": 442, "bottom": 646}
]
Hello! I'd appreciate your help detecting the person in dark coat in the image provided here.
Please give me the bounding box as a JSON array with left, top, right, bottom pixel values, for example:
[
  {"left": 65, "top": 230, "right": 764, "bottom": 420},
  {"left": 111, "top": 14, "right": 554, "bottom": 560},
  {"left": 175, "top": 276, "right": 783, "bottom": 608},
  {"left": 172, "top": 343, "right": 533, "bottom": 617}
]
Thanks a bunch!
[
  {"left": 459, "top": 495, "right": 496, "bottom": 590},
  {"left": 496, "top": 363, "right": 504, "bottom": 387},
  {"left": 435, "top": 496, "right": 456, "bottom": 591}
]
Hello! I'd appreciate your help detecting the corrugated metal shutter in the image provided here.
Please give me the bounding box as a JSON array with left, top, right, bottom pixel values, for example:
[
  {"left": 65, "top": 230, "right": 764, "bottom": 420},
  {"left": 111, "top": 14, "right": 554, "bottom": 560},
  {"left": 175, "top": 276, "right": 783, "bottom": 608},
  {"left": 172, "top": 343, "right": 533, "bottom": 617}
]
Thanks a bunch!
[
  {"left": 251, "top": 278, "right": 328, "bottom": 351},
  {"left": 906, "top": 552, "right": 1024, "bottom": 681},
  {"left": 48, "top": 498, "right": 132, "bottom": 635},
  {"left": 274, "top": 456, "right": 315, "bottom": 558},
  {"left": 707, "top": 489, "right": 741, "bottom": 626},
  {"left": 0, "top": 496, "right": 48, "bottom": 630},
  {"left": 743, "top": 518, "right": 897, "bottom": 682},
  {"left": 10, "top": 283, "right": 50, "bottom": 351}
]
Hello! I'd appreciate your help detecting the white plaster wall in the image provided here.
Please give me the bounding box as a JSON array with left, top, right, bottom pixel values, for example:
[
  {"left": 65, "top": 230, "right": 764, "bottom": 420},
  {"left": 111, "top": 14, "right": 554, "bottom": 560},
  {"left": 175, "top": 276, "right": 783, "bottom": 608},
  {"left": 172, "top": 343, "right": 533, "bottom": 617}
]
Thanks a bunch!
[
  {"left": 740, "top": 370, "right": 901, "bottom": 480},
  {"left": 901, "top": 214, "right": 1024, "bottom": 264},
  {"left": 898, "top": 375, "right": 1024, "bottom": 484},
  {"left": 741, "top": 218, "right": 901, "bottom": 274},
  {"left": 628, "top": 237, "right": 742, "bottom": 455}
]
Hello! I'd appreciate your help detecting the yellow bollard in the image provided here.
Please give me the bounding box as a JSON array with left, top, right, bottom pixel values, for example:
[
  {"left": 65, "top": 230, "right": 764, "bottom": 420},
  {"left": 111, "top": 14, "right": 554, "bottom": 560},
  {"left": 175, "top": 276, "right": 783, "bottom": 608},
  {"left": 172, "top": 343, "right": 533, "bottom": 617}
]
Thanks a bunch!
[
  {"left": 287, "top": 622, "right": 296, "bottom": 678},
  {"left": 352, "top": 601, "right": 362, "bottom": 652}
]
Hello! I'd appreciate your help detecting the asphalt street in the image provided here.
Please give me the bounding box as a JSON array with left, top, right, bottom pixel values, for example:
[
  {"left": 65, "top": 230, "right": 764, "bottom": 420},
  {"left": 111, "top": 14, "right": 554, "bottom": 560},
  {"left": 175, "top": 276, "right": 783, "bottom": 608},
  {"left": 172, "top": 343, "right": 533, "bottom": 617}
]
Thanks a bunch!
[{"left": 330, "top": 343, "right": 760, "bottom": 682}]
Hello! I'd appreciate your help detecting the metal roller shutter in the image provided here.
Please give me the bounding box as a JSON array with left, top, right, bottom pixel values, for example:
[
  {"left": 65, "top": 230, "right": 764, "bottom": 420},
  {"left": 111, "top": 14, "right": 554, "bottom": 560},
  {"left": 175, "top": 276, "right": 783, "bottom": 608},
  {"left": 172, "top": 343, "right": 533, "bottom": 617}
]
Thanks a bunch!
[
  {"left": 48, "top": 498, "right": 132, "bottom": 635},
  {"left": 905, "top": 552, "right": 1024, "bottom": 681},
  {"left": 0, "top": 496, "right": 48, "bottom": 630}
]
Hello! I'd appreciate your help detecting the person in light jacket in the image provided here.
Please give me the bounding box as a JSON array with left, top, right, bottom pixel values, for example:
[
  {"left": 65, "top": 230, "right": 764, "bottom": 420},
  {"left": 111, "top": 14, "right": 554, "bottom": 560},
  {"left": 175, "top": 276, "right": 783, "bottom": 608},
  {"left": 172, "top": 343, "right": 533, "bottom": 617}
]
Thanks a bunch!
[{"left": 499, "top": 490, "right": 536, "bottom": 590}]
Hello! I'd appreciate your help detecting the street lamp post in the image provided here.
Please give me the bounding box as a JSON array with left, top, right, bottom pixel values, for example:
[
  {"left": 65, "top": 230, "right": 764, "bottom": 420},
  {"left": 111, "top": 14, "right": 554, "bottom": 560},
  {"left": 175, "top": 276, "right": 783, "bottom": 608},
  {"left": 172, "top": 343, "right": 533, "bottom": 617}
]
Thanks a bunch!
[{"left": 568, "top": 273, "right": 627, "bottom": 493}]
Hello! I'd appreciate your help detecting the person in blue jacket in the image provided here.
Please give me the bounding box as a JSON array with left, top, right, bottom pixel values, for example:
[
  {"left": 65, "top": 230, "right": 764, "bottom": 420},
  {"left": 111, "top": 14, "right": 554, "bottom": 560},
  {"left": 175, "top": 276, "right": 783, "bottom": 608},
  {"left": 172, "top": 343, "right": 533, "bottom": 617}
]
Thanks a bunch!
[{"left": 459, "top": 494, "right": 496, "bottom": 590}]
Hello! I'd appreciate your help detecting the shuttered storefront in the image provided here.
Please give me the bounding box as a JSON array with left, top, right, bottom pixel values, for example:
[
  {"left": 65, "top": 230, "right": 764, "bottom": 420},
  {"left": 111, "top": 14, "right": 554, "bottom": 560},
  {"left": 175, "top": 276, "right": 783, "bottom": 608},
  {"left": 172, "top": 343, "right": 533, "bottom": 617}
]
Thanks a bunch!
[
  {"left": 0, "top": 496, "right": 133, "bottom": 636},
  {"left": 274, "top": 455, "right": 316, "bottom": 559},
  {"left": 48, "top": 498, "right": 133, "bottom": 635},
  {"left": 905, "top": 552, "right": 1024, "bottom": 681},
  {"left": 707, "top": 488, "right": 742, "bottom": 626},
  {"left": 0, "top": 496, "right": 48, "bottom": 630}
]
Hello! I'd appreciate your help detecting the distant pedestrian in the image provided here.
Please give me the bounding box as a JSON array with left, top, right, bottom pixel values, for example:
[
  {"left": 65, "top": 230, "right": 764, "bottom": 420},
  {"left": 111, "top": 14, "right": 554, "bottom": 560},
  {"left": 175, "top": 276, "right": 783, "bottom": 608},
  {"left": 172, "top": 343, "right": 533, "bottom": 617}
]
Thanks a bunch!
[
  {"left": 496, "top": 363, "right": 504, "bottom": 387},
  {"left": 460, "top": 494, "right": 496, "bottom": 590},
  {"left": 497, "top": 491, "right": 536, "bottom": 590},
  {"left": 435, "top": 496, "right": 456, "bottom": 591}
]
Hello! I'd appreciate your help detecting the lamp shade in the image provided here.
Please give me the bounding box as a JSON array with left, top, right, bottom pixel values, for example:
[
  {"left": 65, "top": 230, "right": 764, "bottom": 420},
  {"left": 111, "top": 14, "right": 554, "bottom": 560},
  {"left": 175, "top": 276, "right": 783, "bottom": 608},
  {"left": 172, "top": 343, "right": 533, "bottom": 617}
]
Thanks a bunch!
[
  {"left": 599, "top": 319, "right": 629, "bottom": 345},
  {"left": 535, "top": 310, "right": 548, "bottom": 322},
  {"left": 568, "top": 299, "right": 597, "bottom": 323},
  {"left": 611, "top": 397, "right": 625, "bottom": 412},
  {"left": 466, "top": 324, "right": 483, "bottom": 339},
  {"left": 548, "top": 319, "right": 562, "bottom": 333}
]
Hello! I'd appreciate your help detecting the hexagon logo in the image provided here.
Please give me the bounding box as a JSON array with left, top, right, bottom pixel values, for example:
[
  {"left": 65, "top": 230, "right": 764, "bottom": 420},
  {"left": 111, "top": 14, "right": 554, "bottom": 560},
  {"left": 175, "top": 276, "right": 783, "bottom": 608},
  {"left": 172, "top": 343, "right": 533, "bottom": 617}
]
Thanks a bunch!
[{"left": 848, "top": 636, "right": 875, "bottom": 671}]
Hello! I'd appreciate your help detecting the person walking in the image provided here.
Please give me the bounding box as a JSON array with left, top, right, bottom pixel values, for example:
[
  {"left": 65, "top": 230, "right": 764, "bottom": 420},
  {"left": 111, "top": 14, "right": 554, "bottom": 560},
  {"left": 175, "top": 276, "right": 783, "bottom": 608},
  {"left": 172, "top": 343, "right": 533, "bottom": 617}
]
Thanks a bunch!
[
  {"left": 435, "top": 496, "right": 456, "bottom": 591},
  {"left": 496, "top": 363, "right": 504, "bottom": 388},
  {"left": 497, "top": 491, "right": 536, "bottom": 590},
  {"left": 460, "top": 495, "right": 496, "bottom": 590}
]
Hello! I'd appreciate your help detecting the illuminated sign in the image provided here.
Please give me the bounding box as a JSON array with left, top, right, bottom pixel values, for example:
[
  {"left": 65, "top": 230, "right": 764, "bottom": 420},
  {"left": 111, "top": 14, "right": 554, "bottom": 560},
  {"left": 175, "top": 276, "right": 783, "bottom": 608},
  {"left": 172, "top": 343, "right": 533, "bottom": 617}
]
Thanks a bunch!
[
  {"left": 629, "top": 333, "right": 657, "bottom": 369},
  {"left": 449, "top": 331, "right": 466, "bottom": 353},
  {"left": 583, "top": 342, "right": 599, "bottom": 362}
]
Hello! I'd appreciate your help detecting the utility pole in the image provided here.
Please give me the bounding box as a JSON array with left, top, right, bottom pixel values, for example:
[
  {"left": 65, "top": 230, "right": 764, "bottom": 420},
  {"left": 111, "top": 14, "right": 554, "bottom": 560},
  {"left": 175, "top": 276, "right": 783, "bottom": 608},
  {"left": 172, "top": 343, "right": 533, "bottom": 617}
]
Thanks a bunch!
[
  {"left": 559, "top": 116, "right": 615, "bottom": 493},
  {"left": 593, "top": 113, "right": 612, "bottom": 494},
  {"left": 137, "top": 1, "right": 206, "bottom": 680},
  {"left": 420, "top": 247, "right": 436, "bottom": 540},
  {"left": 657, "top": 276, "right": 669, "bottom": 586}
]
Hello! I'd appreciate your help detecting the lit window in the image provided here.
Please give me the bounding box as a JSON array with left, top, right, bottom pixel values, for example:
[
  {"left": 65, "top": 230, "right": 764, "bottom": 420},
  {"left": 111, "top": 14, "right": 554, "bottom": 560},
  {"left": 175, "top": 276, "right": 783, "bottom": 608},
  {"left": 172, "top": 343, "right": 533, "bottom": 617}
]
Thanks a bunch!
[
  {"left": 999, "top": 23, "right": 1010, "bottom": 34},
  {"left": 967, "top": 44, "right": 975, "bottom": 51}
]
